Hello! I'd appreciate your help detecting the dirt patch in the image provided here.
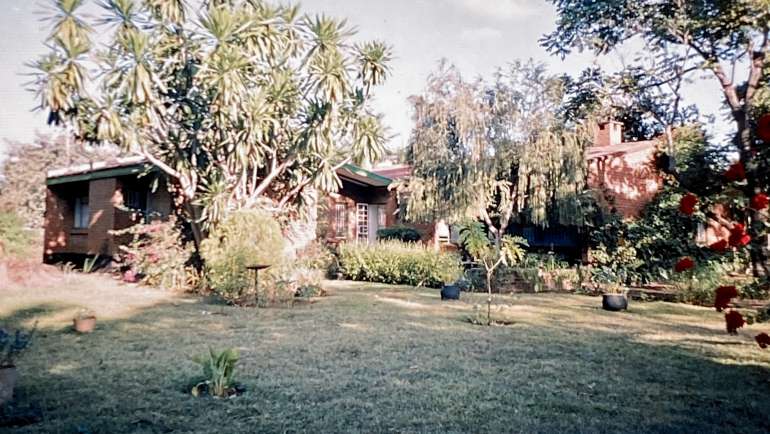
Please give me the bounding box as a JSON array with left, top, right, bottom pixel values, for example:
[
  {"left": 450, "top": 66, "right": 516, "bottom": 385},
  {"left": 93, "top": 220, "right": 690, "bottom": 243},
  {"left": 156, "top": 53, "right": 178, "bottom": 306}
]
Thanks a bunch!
[{"left": 0, "top": 258, "right": 63, "bottom": 289}]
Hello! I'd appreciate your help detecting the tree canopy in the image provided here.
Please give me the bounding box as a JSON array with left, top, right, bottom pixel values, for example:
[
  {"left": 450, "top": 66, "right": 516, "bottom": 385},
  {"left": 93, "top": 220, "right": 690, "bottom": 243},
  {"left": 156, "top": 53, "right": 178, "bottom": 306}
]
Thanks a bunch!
[
  {"left": 30, "top": 0, "right": 393, "bottom": 237},
  {"left": 400, "top": 60, "right": 594, "bottom": 243}
]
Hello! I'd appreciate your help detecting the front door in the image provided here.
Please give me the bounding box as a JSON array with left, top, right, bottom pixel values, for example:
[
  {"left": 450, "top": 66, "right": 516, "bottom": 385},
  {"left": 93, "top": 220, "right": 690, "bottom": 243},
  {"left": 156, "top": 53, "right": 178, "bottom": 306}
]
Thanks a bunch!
[{"left": 357, "top": 203, "right": 385, "bottom": 243}]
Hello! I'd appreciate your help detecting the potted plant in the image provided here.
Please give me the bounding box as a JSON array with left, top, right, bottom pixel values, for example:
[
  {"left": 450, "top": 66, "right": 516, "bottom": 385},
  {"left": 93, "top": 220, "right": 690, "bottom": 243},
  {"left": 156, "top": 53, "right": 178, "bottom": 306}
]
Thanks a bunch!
[
  {"left": 0, "top": 327, "right": 34, "bottom": 405},
  {"left": 601, "top": 282, "right": 629, "bottom": 311},
  {"left": 440, "top": 268, "right": 464, "bottom": 300},
  {"left": 591, "top": 265, "right": 629, "bottom": 311},
  {"left": 73, "top": 308, "right": 97, "bottom": 333}
]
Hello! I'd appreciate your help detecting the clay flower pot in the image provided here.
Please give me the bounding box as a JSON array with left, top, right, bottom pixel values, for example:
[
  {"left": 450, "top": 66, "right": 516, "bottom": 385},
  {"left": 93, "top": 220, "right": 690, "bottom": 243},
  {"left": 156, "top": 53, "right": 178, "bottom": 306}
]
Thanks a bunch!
[
  {"left": 73, "top": 316, "right": 97, "bottom": 333},
  {"left": 0, "top": 365, "right": 18, "bottom": 405}
]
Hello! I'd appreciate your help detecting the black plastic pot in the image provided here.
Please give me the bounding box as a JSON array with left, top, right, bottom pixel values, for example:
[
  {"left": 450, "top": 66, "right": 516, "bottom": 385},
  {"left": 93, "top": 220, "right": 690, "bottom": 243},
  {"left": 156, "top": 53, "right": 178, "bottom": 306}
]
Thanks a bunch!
[
  {"left": 602, "top": 293, "right": 628, "bottom": 311},
  {"left": 441, "top": 284, "right": 461, "bottom": 300}
]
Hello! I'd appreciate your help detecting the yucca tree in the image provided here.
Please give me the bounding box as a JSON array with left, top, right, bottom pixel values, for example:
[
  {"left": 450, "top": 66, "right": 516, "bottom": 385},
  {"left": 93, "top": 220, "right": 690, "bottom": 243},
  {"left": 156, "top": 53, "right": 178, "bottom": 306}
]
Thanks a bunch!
[{"left": 29, "top": 0, "right": 392, "bottom": 244}]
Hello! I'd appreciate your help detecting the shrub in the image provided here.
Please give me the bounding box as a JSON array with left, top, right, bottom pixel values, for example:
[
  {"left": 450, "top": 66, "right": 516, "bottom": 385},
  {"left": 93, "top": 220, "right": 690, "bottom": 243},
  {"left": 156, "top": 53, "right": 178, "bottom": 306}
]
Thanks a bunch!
[
  {"left": 377, "top": 226, "right": 422, "bottom": 242},
  {"left": 295, "top": 241, "right": 336, "bottom": 276},
  {"left": 200, "top": 210, "right": 285, "bottom": 303},
  {"left": 113, "top": 218, "right": 195, "bottom": 290},
  {"left": 192, "top": 348, "right": 239, "bottom": 398},
  {"left": 338, "top": 240, "right": 462, "bottom": 288}
]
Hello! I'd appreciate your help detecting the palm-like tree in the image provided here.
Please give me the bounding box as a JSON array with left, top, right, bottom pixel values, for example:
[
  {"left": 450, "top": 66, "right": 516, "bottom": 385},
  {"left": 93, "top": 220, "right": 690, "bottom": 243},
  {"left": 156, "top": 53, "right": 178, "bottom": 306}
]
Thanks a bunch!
[{"left": 30, "top": 0, "right": 393, "bottom": 240}]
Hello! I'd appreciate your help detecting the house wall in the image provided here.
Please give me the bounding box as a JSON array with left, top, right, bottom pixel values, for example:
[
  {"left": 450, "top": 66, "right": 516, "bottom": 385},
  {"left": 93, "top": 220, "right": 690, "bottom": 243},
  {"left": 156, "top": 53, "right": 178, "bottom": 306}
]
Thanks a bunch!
[
  {"left": 587, "top": 146, "right": 663, "bottom": 218},
  {"left": 43, "top": 173, "right": 173, "bottom": 263}
]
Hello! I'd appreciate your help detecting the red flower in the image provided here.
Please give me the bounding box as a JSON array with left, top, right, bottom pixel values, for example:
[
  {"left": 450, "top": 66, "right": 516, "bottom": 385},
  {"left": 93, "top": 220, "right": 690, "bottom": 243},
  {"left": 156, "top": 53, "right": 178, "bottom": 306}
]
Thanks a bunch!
[
  {"left": 757, "top": 114, "right": 770, "bottom": 142},
  {"left": 728, "top": 223, "right": 751, "bottom": 247},
  {"left": 714, "top": 285, "right": 738, "bottom": 312},
  {"left": 750, "top": 193, "right": 769, "bottom": 211},
  {"left": 725, "top": 310, "right": 745, "bottom": 334},
  {"left": 724, "top": 162, "right": 746, "bottom": 182},
  {"left": 709, "top": 239, "right": 729, "bottom": 253},
  {"left": 679, "top": 193, "right": 698, "bottom": 215},
  {"left": 756, "top": 332, "right": 770, "bottom": 349},
  {"left": 674, "top": 257, "right": 695, "bottom": 273}
]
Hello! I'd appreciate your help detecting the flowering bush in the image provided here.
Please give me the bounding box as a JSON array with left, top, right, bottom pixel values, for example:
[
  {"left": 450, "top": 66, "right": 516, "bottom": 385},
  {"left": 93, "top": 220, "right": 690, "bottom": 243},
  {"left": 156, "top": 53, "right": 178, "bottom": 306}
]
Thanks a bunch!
[
  {"left": 723, "top": 161, "right": 746, "bottom": 182},
  {"left": 725, "top": 310, "right": 746, "bottom": 334},
  {"left": 756, "top": 333, "right": 770, "bottom": 349},
  {"left": 750, "top": 193, "right": 769, "bottom": 211},
  {"left": 113, "top": 218, "right": 195, "bottom": 290},
  {"left": 674, "top": 257, "right": 695, "bottom": 273},
  {"left": 678, "top": 193, "right": 698, "bottom": 215},
  {"left": 714, "top": 285, "right": 738, "bottom": 312}
]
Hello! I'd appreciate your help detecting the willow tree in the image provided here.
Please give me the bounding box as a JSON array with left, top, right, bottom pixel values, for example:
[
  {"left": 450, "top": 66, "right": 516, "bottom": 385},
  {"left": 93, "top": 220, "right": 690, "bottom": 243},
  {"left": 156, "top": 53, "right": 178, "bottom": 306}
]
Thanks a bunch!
[
  {"left": 400, "top": 60, "right": 593, "bottom": 247},
  {"left": 29, "top": 0, "right": 392, "bottom": 243}
]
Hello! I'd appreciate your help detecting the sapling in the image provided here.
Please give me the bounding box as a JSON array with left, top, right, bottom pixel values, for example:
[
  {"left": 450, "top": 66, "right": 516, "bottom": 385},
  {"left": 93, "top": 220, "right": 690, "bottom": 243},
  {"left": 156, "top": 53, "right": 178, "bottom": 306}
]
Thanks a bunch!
[{"left": 459, "top": 221, "right": 527, "bottom": 325}]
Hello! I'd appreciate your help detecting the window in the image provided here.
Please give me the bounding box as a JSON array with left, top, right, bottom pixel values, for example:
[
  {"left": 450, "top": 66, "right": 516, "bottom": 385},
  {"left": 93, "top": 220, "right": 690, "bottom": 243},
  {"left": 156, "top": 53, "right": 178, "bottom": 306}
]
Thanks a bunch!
[
  {"left": 125, "top": 188, "right": 148, "bottom": 213},
  {"left": 73, "top": 196, "right": 89, "bottom": 229},
  {"left": 356, "top": 203, "right": 368, "bottom": 242},
  {"left": 334, "top": 203, "right": 347, "bottom": 238}
]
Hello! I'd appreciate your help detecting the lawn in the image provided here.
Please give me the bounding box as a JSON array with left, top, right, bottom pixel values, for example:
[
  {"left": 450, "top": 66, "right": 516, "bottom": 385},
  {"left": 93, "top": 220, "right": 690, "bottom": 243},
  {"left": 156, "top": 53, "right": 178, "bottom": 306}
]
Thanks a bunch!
[{"left": 2, "top": 273, "right": 770, "bottom": 433}]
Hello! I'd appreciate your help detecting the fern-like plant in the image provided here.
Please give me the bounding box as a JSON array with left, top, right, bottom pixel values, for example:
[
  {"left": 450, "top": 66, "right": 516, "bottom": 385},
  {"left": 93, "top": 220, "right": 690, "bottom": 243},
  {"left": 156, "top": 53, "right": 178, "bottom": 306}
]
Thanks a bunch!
[{"left": 192, "top": 348, "right": 239, "bottom": 398}]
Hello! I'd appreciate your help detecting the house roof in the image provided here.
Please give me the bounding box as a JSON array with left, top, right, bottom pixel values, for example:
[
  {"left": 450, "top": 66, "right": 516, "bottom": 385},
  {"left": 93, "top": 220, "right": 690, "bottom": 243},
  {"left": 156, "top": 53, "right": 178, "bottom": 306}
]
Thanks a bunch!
[
  {"left": 372, "top": 164, "right": 412, "bottom": 180},
  {"left": 337, "top": 163, "right": 393, "bottom": 187},
  {"left": 46, "top": 156, "right": 153, "bottom": 186},
  {"left": 46, "top": 157, "right": 395, "bottom": 188},
  {"left": 586, "top": 140, "right": 658, "bottom": 160}
]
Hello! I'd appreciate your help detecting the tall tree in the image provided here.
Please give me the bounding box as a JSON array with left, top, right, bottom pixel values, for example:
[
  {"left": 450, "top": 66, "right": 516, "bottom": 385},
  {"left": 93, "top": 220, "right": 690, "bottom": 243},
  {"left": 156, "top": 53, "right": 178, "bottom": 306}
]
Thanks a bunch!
[
  {"left": 29, "top": 0, "right": 392, "bottom": 243},
  {"left": 544, "top": 0, "right": 770, "bottom": 275},
  {"left": 400, "top": 60, "right": 593, "bottom": 247}
]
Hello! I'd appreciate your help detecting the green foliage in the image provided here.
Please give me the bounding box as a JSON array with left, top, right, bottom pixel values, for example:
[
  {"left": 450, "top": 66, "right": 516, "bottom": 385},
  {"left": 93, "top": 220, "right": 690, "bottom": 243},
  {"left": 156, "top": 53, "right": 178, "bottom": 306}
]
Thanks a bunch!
[
  {"left": 590, "top": 188, "right": 747, "bottom": 285},
  {"left": 295, "top": 241, "right": 337, "bottom": 277},
  {"left": 458, "top": 221, "right": 528, "bottom": 268},
  {"left": 401, "top": 60, "right": 594, "bottom": 232},
  {"left": 200, "top": 210, "right": 285, "bottom": 303},
  {"left": 192, "top": 347, "right": 239, "bottom": 398},
  {"left": 113, "top": 218, "right": 195, "bottom": 290},
  {"left": 338, "top": 240, "right": 462, "bottom": 288},
  {"left": 0, "top": 211, "right": 36, "bottom": 257},
  {"left": 376, "top": 226, "right": 422, "bottom": 243},
  {"left": 82, "top": 255, "right": 99, "bottom": 273}
]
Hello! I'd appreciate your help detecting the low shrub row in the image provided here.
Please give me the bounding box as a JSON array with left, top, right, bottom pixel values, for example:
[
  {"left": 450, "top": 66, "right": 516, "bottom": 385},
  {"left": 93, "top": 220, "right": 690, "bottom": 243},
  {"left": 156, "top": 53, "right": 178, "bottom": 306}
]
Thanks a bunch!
[{"left": 338, "top": 240, "right": 462, "bottom": 288}]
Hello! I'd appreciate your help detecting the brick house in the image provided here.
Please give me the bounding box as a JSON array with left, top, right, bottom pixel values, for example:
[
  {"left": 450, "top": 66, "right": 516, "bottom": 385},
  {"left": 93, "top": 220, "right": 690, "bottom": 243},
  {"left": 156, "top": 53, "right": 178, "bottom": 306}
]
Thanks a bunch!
[
  {"left": 43, "top": 156, "right": 172, "bottom": 264},
  {"left": 42, "top": 121, "right": 666, "bottom": 263}
]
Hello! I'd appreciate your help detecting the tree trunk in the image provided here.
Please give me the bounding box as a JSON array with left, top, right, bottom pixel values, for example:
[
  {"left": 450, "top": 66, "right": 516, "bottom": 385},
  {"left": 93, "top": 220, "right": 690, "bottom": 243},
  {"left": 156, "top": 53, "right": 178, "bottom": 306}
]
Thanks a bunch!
[{"left": 486, "top": 270, "right": 492, "bottom": 326}]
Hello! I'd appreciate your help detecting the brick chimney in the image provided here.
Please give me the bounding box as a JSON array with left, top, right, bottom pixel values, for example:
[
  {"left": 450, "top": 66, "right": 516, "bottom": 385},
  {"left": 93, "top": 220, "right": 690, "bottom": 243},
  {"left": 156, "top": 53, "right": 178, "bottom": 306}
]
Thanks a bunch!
[{"left": 595, "top": 120, "right": 623, "bottom": 147}]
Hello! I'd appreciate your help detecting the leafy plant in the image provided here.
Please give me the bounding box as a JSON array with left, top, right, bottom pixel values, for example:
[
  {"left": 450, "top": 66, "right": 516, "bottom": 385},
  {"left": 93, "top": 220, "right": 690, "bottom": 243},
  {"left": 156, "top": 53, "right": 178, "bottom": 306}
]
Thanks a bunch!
[
  {"left": 458, "top": 221, "right": 528, "bottom": 325},
  {"left": 192, "top": 348, "right": 239, "bottom": 398},
  {"left": 0, "top": 326, "right": 35, "bottom": 368},
  {"left": 200, "top": 210, "right": 285, "bottom": 304},
  {"left": 338, "top": 240, "right": 462, "bottom": 288},
  {"left": 0, "top": 211, "right": 36, "bottom": 257},
  {"left": 113, "top": 218, "right": 194, "bottom": 290},
  {"left": 376, "top": 226, "right": 422, "bottom": 243},
  {"left": 82, "top": 255, "right": 99, "bottom": 273}
]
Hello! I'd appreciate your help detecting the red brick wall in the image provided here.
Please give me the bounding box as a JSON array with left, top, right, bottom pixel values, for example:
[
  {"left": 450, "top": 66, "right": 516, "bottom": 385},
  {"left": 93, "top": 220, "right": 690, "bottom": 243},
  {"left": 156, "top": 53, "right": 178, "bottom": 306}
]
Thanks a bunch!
[
  {"left": 588, "top": 146, "right": 662, "bottom": 218},
  {"left": 87, "top": 178, "right": 120, "bottom": 255}
]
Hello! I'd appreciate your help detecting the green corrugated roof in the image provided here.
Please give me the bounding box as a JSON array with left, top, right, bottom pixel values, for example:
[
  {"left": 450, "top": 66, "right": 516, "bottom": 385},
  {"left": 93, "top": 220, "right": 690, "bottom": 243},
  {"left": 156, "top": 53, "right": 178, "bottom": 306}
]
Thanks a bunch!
[{"left": 340, "top": 163, "right": 393, "bottom": 186}]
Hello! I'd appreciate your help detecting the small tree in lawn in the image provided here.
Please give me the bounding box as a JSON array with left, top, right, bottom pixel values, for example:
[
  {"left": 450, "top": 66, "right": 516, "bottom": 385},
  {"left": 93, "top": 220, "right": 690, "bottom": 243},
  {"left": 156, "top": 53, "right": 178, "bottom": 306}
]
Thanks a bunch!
[{"left": 459, "top": 221, "right": 527, "bottom": 326}]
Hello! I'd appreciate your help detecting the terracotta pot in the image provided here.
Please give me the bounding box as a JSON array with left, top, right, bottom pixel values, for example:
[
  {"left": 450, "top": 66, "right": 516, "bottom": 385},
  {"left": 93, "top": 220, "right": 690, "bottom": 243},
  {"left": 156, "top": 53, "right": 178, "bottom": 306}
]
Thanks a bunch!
[
  {"left": 0, "top": 366, "right": 18, "bottom": 405},
  {"left": 73, "top": 316, "right": 97, "bottom": 333}
]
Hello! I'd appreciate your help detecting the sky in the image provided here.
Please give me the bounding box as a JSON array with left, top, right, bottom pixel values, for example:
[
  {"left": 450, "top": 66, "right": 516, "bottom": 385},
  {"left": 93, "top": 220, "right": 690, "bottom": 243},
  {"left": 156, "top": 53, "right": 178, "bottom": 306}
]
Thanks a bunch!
[{"left": 0, "top": 0, "right": 730, "bottom": 157}]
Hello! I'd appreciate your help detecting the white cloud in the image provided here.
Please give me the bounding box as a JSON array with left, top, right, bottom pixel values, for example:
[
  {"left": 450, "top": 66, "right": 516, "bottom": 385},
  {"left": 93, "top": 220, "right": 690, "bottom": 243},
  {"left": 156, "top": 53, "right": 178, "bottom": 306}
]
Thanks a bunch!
[
  {"left": 451, "top": 0, "right": 539, "bottom": 20},
  {"left": 459, "top": 27, "right": 503, "bottom": 42}
]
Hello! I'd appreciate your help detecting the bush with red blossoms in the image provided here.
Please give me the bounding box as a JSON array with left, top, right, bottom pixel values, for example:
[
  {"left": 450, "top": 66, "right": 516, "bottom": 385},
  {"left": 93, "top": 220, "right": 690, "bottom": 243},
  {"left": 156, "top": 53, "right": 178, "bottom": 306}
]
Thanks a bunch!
[
  {"left": 756, "top": 332, "right": 770, "bottom": 349},
  {"left": 725, "top": 310, "right": 745, "bottom": 334},
  {"left": 674, "top": 257, "right": 695, "bottom": 273},
  {"left": 750, "top": 193, "right": 769, "bottom": 211},
  {"left": 708, "top": 239, "right": 729, "bottom": 253},
  {"left": 728, "top": 223, "right": 751, "bottom": 247},
  {"left": 714, "top": 285, "right": 738, "bottom": 312},
  {"left": 678, "top": 193, "right": 698, "bottom": 215},
  {"left": 723, "top": 161, "right": 746, "bottom": 182}
]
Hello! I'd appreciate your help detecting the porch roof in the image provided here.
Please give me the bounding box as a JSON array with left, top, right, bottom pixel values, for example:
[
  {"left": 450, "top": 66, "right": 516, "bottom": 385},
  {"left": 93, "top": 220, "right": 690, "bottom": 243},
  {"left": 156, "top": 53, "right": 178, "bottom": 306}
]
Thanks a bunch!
[
  {"left": 337, "top": 163, "right": 393, "bottom": 187},
  {"left": 46, "top": 156, "right": 153, "bottom": 186}
]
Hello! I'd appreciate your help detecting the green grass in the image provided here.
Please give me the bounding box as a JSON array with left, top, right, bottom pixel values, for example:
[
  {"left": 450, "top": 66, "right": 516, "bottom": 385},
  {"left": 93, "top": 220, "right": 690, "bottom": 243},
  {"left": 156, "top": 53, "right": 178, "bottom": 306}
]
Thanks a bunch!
[{"left": 2, "top": 275, "right": 770, "bottom": 433}]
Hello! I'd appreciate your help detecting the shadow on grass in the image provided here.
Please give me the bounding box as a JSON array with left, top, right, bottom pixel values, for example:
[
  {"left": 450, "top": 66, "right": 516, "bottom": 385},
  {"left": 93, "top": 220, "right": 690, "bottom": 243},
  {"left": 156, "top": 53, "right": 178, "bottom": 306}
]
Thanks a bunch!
[{"left": 1, "top": 286, "right": 769, "bottom": 434}]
